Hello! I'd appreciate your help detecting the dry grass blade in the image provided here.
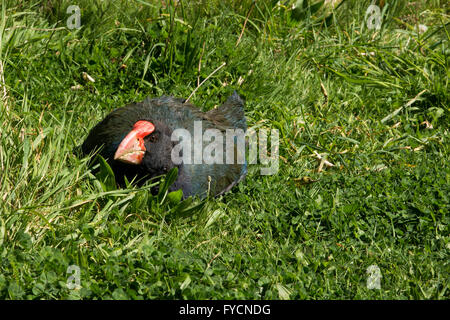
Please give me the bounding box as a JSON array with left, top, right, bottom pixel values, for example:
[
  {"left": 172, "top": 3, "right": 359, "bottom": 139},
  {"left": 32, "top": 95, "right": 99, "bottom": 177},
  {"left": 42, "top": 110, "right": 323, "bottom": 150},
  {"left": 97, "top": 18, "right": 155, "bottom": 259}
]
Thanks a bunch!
[
  {"left": 185, "top": 62, "right": 226, "bottom": 103},
  {"left": 0, "top": 60, "right": 8, "bottom": 110},
  {"left": 235, "top": 2, "right": 254, "bottom": 47}
]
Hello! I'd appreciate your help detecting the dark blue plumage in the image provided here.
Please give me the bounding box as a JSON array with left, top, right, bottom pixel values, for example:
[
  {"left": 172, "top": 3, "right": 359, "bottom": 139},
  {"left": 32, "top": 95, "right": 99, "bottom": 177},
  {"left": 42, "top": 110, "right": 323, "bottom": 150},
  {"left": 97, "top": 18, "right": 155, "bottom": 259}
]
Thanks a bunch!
[{"left": 81, "top": 91, "right": 247, "bottom": 199}]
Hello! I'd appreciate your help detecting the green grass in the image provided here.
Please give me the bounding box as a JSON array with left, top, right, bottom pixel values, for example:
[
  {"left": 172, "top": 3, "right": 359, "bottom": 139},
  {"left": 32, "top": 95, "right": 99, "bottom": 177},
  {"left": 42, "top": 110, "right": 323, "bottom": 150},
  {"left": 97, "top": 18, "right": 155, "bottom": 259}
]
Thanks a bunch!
[{"left": 0, "top": 0, "right": 449, "bottom": 299}]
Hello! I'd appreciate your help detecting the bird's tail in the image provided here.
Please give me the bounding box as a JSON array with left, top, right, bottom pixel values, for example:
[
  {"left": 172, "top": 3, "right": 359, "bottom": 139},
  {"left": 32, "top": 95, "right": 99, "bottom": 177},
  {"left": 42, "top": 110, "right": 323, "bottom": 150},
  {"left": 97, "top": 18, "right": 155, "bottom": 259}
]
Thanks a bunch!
[{"left": 206, "top": 91, "right": 247, "bottom": 131}]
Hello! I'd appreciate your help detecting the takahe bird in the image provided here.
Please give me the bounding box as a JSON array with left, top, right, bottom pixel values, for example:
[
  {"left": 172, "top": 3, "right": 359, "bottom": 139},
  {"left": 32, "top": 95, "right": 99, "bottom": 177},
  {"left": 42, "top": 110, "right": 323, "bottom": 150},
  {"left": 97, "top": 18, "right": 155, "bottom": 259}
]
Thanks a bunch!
[{"left": 81, "top": 91, "right": 247, "bottom": 199}]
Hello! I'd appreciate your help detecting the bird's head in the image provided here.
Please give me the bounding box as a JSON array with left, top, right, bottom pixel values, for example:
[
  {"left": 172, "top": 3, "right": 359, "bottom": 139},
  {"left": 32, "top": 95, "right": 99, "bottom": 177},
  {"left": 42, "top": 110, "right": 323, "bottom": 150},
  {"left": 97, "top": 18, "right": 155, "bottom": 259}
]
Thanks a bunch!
[{"left": 114, "top": 119, "right": 177, "bottom": 175}]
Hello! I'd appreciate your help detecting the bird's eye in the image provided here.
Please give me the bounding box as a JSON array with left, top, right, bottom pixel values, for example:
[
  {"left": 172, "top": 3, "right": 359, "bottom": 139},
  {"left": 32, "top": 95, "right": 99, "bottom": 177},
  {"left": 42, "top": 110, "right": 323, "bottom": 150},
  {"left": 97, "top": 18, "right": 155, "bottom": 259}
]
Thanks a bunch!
[{"left": 148, "top": 134, "right": 158, "bottom": 143}]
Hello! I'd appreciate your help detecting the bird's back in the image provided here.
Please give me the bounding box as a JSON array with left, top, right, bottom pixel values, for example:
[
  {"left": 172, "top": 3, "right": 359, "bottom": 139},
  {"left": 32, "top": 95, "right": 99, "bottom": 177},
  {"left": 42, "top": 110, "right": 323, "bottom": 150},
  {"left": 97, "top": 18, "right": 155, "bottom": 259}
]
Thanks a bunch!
[{"left": 82, "top": 92, "right": 247, "bottom": 198}]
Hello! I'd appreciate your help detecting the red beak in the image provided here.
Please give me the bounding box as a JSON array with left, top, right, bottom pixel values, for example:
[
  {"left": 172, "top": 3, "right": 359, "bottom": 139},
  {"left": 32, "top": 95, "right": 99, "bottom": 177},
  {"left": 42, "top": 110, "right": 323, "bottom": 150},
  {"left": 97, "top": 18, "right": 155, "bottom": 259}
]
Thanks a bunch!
[{"left": 114, "top": 120, "right": 155, "bottom": 165}]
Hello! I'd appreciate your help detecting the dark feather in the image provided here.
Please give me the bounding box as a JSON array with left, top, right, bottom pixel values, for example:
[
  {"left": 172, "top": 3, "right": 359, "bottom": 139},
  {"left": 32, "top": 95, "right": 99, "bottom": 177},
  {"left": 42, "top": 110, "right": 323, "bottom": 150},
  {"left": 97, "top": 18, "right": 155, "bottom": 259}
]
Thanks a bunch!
[{"left": 81, "top": 91, "right": 247, "bottom": 199}]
